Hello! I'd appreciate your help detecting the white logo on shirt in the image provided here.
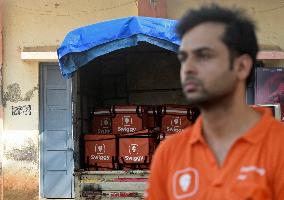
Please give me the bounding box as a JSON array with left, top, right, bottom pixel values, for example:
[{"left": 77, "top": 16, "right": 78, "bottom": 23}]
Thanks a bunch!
[
  {"left": 179, "top": 174, "right": 192, "bottom": 192},
  {"left": 237, "top": 166, "right": 266, "bottom": 181},
  {"left": 173, "top": 168, "right": 199, "bottom": 199}
]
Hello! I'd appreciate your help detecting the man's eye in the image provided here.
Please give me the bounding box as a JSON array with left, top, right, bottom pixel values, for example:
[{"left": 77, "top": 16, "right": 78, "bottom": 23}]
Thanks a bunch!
[
  {"left": 178, "top": 53, "right": 187, "bottom": 63},
  {"left": 197, "top": 53, "right": 212, "bottom": 59}
]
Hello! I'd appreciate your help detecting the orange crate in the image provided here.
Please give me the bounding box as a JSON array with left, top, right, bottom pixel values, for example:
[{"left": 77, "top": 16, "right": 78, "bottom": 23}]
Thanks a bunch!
[
  {"left": 118, "top": 130, "right": 158, "bottom": 169},
  {"left": 84, "top": 134, "right": 117, "bottom": 169},
  {"left": 119, "top": 137, "right": 150, "bottom": 164},
  {"left": 160, "top": 106, "right": 192, "bottom": 134},
  {"left": 111, "top": 105, "right": 145, "bottom": 134},
  {"left": 92, "top": 109, "right": 112, "bottom": 134}
]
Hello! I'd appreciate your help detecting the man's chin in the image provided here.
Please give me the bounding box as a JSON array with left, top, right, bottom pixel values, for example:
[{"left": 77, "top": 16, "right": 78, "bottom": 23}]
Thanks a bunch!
[{"left": 185, "top": 96, "right": 206, "bottom": 106}]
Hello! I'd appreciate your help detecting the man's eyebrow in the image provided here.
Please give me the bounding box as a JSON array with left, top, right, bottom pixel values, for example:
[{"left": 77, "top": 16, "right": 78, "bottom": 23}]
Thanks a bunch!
[
  {"left": 192, "top": 47, "right": 214, "bottom": 54},
  {"left": 178, "top": 47, "right": 214, "bottom": 55}
]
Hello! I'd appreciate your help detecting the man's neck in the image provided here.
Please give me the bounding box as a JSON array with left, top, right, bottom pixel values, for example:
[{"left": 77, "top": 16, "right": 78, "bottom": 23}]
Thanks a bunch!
[
  {"left": 199, "top": 94, "right": 261, "bottom": 166},
  {"left": 201, "top": 96, "right": 260, "bottom": 141}
]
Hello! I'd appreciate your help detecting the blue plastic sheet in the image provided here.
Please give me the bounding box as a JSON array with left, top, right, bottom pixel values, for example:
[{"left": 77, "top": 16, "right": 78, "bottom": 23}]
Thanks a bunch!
[{"left": 57, "top": 16, "right": 179, "bottom": 78}]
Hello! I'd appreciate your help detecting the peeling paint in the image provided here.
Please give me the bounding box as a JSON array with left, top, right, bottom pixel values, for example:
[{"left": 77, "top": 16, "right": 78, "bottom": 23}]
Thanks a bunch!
[
  {"left": 4, "top": 138, "right": 38, "bottom": 163},
  {"left": 54, "top": 3, "right": 60, "bottom": 8},
  {"left": 82, "top": 184, "right": 102, "bottom": 198},
  {"left": 2, "top": 83, "right": 38, "bottom": 106}
]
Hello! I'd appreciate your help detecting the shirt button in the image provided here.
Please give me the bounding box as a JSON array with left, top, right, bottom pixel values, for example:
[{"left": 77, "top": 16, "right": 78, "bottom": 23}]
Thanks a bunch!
[{"left": 211, "top": 180, "right": 223, "bottom": 187}]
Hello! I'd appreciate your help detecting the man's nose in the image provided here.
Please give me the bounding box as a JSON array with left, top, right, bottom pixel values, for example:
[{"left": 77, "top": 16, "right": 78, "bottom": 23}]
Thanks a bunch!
[{"left": 181, "top": 56, "right": 197, "bottom": 74}]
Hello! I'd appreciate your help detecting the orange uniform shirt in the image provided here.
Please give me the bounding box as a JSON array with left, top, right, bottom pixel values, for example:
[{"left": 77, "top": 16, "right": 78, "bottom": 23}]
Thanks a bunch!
[{"left": 145, "top": 108, "right": 284, "bottom": 200}]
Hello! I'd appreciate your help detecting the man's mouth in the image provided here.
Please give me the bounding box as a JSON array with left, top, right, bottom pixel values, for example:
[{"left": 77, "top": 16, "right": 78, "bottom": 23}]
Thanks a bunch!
[{"left": 184, "top": 82, "right": 198, "bottom": 92}]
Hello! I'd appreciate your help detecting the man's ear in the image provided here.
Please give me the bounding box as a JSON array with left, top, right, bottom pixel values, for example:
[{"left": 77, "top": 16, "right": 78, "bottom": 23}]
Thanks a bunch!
[{"left": 234, "top": 54, "right": 253, "bottom": 81}]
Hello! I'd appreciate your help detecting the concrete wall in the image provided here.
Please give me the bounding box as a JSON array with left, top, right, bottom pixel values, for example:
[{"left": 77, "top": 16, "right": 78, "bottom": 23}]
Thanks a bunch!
[
  {"left": 166, "top": 0, "right": 284, "bottom": 66},
  {"left": 2, "top": 0, "right": 137, "bottom": 199},
  {"left": 2, "top": 0, "right": 284, "bottom": 199}
]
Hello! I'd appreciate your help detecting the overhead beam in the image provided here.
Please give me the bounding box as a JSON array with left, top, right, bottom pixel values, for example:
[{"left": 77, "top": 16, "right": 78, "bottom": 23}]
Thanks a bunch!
[
  {"left": 257, "top": 51, "right": 284, "bottom": 60},
  {"left": 21, "top": 51, "right": 58, "bottom": 62},
  {"left": 21, "top": 48, "right": 284, "bottom": 62}
]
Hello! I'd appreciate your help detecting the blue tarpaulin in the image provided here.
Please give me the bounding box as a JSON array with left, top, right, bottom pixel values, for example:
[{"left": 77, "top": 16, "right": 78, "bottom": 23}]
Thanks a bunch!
[{"left": 57, "top": 16, "right": 180, "bottom": 78}]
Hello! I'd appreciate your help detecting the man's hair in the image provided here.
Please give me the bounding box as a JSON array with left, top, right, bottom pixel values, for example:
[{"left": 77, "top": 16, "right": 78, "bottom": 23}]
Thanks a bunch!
[{"left": 176, "top": 4, "right": 259, "bottom": 85}]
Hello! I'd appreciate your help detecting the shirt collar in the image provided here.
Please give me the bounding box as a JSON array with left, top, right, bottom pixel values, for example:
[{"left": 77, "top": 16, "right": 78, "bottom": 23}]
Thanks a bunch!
[
  {"left": 241, "top": 107, "right": 274, "bottom": 144},
  {"left": 188, "top": 107, "right": 275, "bottom": 145},
  {"left": 189, "top": 117, "right": 204, "bottom": 145}
]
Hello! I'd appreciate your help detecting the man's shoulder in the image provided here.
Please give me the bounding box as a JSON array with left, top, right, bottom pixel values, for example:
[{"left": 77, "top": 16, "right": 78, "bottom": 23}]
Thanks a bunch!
[
  {"left": 262, "top": 119, "right": 284, "bottom": 171},
  {"left": 267, "top": 118, "right": 284, "bottom": 139},
  {"left": 261, "top": 118, "right": 284, "bottom": 152}
]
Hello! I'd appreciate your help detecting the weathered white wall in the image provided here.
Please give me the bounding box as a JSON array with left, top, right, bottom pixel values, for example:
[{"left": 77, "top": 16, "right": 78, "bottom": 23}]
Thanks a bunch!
[
  {"left": 2, "top": 0, "right": 137, "bottom": 199},
  {"left": 166, "top": 0, "right": 284, "bottom": 66},
  {"left": 2, "top": 0, "right": 284, "bottom": 199}
]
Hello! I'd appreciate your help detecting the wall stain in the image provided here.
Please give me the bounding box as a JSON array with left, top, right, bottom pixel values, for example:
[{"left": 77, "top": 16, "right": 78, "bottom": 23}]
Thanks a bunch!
[
  {"left": 2, "top": 83, "right": 38, "bottom": 106},
  {"left": 54, "top": 3, "right": 60, "bottom": 8},
  {"left": 4, "top": 158, "right": 38, "bottom": 200},
  {"left": 4, "top": 138, "right": 38, "bottom": 163}
]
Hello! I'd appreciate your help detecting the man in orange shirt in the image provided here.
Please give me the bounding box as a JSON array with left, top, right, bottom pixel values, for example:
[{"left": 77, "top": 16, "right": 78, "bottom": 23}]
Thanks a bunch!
[{"left": 145, "top": 4, "right": 284, "bottom": 200}]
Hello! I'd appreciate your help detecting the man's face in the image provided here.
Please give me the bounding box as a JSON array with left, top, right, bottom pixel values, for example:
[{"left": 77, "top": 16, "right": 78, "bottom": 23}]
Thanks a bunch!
[{"left": 178, "top": 22, "right": 238, "bottom": 106}]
